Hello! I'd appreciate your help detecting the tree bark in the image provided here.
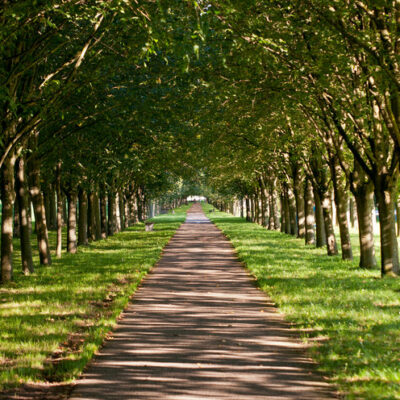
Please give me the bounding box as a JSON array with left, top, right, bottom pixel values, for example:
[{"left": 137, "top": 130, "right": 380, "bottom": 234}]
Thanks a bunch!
[
  {"left": 16, "top": 157, "right": 34, "bottom": 274},
  {"left": 78, "top": 189, "right": 88, "bottom": 245},
  {"left": 375, "top": 179, "right": 399, "bottom": 276},
  {"left": 28, "top": 156, "right": 52, "bottom": 265},
  {"left": 94, "top": 192, "right": 101, "bottom": 240},
  {"left": 288, "top": 187, "right": 297, "bottom": 236},
  {"left": 1, "top": 153, "right": 17, "bottom": 282},
  {"left": 349, "top": 197, "right": 357, "bottom": 229},
  {"left": 100, "top": 192, "right": 108, "bottom": 239},
  {"left": 67, "top": 191, "right": 78, "bottom": 254},
  {"left": 87, "top": 191, "right": 96, "bottom": 241},
  {"left": 396, "top": 195, "right": 400, "bottom": 237},
  {"left": 56, "top": 162, "right": 63, "bottom": 258},
  {"left": 304, "top": 178, "right": 315, "bottom": 245},
  {"left": 313, "top": 188, "right": 326, "bottom": 247},
  {"left": 13, "top": 194, "right": 20, "bottom": 238},
  {"left": 284, "top": 191, "right": 291, "bottom": 234},
  {"left": 321, "top": 193, "right": 338, "bottom": 256},
  {"left": 293, "top": 176, "right": 305, "bottom": 238},
  {"left": 354, "top": 185, "right": 377, "bottom": 269},
  {"left": 280, "top": 194, "right": 285, "bottom": 232},
  {"left": 108, "top": 191, "right": 117, "bottom": 235},
  {"left": 330, "top": 158, "right": 353, "bottom": 260},
  {"left": 49, "top": 185, "right": 57, "bottom": 230},
  {"left": 245, "top": 196, "right": 251, "bottom": 221}
]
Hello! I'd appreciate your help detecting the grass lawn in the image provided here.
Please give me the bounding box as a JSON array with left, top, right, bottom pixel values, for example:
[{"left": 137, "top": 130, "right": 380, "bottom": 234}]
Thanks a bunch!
[
  {"left": 202, "top": 203, "right": 400, "bottom": 400},
  {"left": 0, "top": 205, "right": 189, "bottom": 389}
]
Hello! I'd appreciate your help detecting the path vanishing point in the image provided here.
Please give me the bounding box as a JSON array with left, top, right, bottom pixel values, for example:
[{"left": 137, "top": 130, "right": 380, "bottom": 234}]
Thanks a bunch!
[{"left": 70, "top": 203, "right": 337, "bottom": 400}]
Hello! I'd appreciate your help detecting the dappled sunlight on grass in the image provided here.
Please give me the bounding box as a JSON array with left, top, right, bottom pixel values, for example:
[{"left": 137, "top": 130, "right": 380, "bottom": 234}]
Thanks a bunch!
[
  {"left": 0, "top": 206, "right": 189, "bottom": 389},
  {"left": 204, "top": 204, "right": 400, "bottom": 400}
]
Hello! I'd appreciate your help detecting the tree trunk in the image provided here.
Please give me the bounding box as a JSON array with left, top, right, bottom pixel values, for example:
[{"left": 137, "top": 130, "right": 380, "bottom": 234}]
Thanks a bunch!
[
  {"left": 321, "top": 193, "right": 338, "bottom": 256},
  {"left": 100, "top": 193, "right": 108, "bottom": 239},
  {"left": 280, "top": 194, "right": 285, "bottom": 232},
  {"left": 354, "top": 186, "right": 377, "bottom": 269},
  {"left": 78, "top": 189, "right": 88, "bottom": 245},
  {"left": 293, "top": 177, "right": 305, "bottom": 238},
  {"left": 396, "top": 195, "right": 400, "bottom": 237},
  {"left": 87, "top": 191, "right": 96, "bottom": 241},
  {"left": 62, "top": 198, "right": 67, "bottom": 226},
  {"left": 284, "top": 191, "right": 291, "bottom": 234},
  {"left": 49, "top": 186, "right": 57, "bottom": 230},
  {"left": 271, "top": 189, "right": 280, "bottom": 230},
  {"left": 331, "top": 159, "right": 353, "bottom": 260},
  {"left": 118, "top": 192, "right": 124, "bottom": 230},
  {"left": 313, "top": 188, "right": 326, "bottom": 247},
  {"left": 245, "top": 196, "right": 251, "bottom": 221},
  {"left": 94, "top": 192, "right": 101, "bottom": 240},
  {"left": 288, "top": 187, "right": 297, "bottom": 236},
  {"left": 124, "top": 197, "right": 130, "bottom": 229},
  {"left": 1, "top": 153, "right": 17, "bottom": 282},
  {"left": 28, "top": 156, "right": 52, "bottom": 265},
  {"left": 108, "top": 191, "right": 116, "bottom": 235},
  {"left": 304, "top": 178, "right": 315, "bottom": 245},
  {"left": 349, "top": 196, "right": 357, "bottom": 229},
  {"left": 67, "top": 191, "right": 78, "bottom": 254},
  {"left": 16, "top": 157, "right": 34, "bottom": 274},
  {"left": 335, "top": 190, "right": 353, "bottom": 260},
  {"left": 375, "top": 180, "right": 399, "bottom": 276},
  {"left": 13, "top": 194, "right": 20, "bottom": 238},
  {"left": 56, "top": 162, "right": 63, "bottom": 258},
  {"left": 43, "top": 184, "right": 51, "bottom": 232}
]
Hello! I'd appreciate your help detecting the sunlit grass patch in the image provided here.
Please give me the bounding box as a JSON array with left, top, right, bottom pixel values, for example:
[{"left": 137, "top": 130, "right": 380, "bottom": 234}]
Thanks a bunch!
[
  {"left": 0, "top": 205, "right": 189, "bottom": 389},
  {"left": 203, "top": 204, "right": 400, "bottom": 400}
]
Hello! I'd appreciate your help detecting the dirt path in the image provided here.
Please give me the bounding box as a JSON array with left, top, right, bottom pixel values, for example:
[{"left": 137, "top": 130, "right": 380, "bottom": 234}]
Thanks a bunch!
[{"left": 70, "top": 204, "right": 337, "bottom": 400}]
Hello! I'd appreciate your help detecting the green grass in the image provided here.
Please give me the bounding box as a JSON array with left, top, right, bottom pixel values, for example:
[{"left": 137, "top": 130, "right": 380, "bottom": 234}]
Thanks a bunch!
[
  {"left": 203, "top": 204, "right": 400, "bottom": 400},
  {"left": 0, "top": 205, "right": 189, "bottom": 389}
]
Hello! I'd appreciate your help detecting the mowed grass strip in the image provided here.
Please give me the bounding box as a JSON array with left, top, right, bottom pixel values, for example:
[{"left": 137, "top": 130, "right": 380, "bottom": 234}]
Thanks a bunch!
[
  {"left": 0, "top": 205, "right": 189, "bottom": 389},
  {"left": 203, "top": 204, "right": 400, "bottom": 400}
]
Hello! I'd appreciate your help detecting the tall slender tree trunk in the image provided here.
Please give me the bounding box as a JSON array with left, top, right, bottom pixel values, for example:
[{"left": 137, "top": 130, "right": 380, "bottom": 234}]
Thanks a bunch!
[
  {"left": 78, "top": 189, "right": 88, "bottom": 245},
  {"left": 13, "top": 195, "right": 20, "bottom": 238},
  {"left": 396, "top": 195, "right": 400, "bottom": 237},
  {"left": 271, "top": 189, "right": 280, "bottom": 230},
  {"left": 43, "top": 184, "right": 51, "bottom": 232},
  {"left": 313, "top": 188, "right": 326, "bottom": 247},
  {"left": 67, "top": 191, "right": 78, "bottom": 254},
  {"left": 49, "top": 185, "right": 57, "bottom": 230},
  {"left": 374, "top": 177, "right": 399, "bottom": 276},
  {"left": 1, "top": 153, "right": 17, "bottom": 282},
  {"left": 118, "top": 192, "right": 124, "bottom": 231},
  {"left": 354, "top": 185, "right": 377, "bottom": 269},
  {"left": 87, "top": 191, "right": 96, "bottom": 241},
  {"left": 100, "top": 193, "right": 108, "bottom": 239},
  {"left": 108, "top": 191, "right": 116, "bottom": 235},
  {"left": 28, "top": 156, "right": 52, "bottom": 265},
  {"left": 280, "top": 194, "right": 285, "bottom": 232},
  {"left": 350, "top": 197, "right": 357, "bottom": 229},
  {"left": 245, "top": 196, "right": 251, "bottom": 222},
  {"left": 284, "top": 191, "right": 291, "bottom": 234},
  {"left": 293, "top": 177, "right": 305, "bottom": 238},
  {"left": 16, "top": 157, "right": 33, "bottom": 274},
  {"left": 304, "top": 178, "right": 315, "bottom": 245},
  {"left": 94, "top": 192, "right": 101, "bottom": 240},
  {"left": 331, "top": 160, "right": 353, "bottom": 260},
  {"left": 321, "top": 193, "right": 338, "bottom": 256},
  {"left": 56, "top": 162, "right": 63, "bottom": 258},
  {"left": 288, "top": 187, "right": 297, "bottom": 236}
]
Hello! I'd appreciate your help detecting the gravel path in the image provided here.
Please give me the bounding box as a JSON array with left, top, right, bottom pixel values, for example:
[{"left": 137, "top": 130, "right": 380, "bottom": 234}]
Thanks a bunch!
[{"left": 70, "top": 204, "right": 337, "bottom": 400}]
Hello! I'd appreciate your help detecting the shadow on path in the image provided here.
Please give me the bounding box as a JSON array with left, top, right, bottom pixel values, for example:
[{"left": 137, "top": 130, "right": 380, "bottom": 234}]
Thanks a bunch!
[{"left": 70, "top": 204, "right": 337, "bottom": 400}]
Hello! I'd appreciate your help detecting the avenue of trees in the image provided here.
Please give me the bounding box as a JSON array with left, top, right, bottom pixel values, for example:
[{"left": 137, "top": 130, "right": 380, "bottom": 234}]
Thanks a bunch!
[{"left": 1, "top": 0, "right": 400, "bottom": 281}]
